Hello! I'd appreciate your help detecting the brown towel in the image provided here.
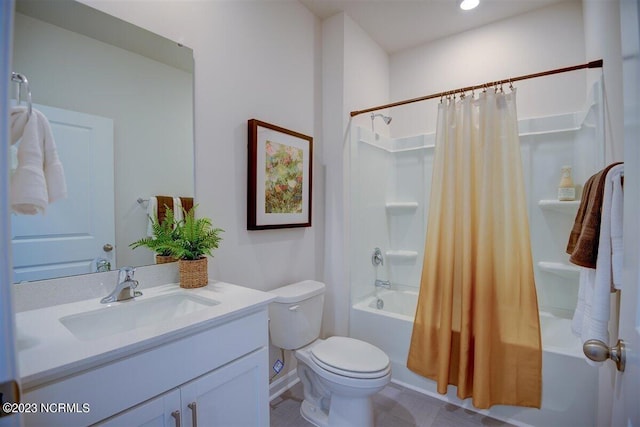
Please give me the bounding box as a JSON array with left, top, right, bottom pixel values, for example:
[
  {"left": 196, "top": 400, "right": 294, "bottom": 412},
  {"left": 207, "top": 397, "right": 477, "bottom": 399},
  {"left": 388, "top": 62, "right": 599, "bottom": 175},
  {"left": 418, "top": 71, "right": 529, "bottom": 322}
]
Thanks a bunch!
[
  {"left": 156, "top": 195, "right": 174, "bottom": 225},
  {"left": 180, "top": 197, "right": 194, "bottom": 215},
  {"left": 566, "top": 162, "right": 623, "bottom": 268}
]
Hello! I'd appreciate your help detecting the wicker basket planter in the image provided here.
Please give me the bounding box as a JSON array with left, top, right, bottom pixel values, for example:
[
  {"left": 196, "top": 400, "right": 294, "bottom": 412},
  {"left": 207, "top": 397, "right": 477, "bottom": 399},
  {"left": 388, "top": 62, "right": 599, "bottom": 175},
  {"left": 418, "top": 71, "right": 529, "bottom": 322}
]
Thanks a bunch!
[
  {"left": 179, "top": 257, "right": 208, "bottom": 288},
  {"left": 155, "top": 254, "right": 177, "bottom": 264}
]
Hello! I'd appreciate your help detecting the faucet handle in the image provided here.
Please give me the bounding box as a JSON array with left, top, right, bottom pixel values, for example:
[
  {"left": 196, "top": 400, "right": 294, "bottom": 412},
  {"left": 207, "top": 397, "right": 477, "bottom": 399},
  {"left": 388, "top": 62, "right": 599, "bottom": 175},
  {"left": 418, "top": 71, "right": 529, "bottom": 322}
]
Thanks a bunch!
[
  {"left": 119, "top": 266, "right": 136, "bottom": 281},
  {"left": 372, "top": 248, "right": 384, "bottom": 266}
]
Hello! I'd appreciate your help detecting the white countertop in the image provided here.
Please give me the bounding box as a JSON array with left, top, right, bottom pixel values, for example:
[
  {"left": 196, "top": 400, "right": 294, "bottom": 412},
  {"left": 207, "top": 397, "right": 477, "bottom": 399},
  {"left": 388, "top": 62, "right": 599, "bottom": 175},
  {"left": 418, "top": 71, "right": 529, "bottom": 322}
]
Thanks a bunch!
[{"left": 16, "top": 281, "right": 276, "bottom": 390}]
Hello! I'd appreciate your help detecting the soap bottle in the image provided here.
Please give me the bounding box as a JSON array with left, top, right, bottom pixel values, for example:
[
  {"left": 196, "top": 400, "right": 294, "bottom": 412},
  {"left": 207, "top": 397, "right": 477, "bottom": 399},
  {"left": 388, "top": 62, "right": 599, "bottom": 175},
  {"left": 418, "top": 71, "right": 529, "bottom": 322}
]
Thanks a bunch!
[{"left": 558, "top": 165, "right": 576, "bottom": 201}]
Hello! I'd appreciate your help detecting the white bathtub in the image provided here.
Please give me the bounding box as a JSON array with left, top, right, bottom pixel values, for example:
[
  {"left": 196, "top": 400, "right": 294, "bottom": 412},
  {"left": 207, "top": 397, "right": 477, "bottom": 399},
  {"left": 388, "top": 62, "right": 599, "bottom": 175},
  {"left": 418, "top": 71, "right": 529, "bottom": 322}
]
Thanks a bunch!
[{"left": 351, "top": 290, "right": 599, "bottom": 427}]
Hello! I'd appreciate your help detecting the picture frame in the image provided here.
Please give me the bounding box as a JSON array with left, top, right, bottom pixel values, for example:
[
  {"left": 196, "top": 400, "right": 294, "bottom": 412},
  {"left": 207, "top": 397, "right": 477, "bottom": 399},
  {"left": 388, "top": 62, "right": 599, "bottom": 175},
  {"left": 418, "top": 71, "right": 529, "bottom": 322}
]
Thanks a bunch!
[{"left": 247, "top": 119, "right": 313, "bottom": 230}]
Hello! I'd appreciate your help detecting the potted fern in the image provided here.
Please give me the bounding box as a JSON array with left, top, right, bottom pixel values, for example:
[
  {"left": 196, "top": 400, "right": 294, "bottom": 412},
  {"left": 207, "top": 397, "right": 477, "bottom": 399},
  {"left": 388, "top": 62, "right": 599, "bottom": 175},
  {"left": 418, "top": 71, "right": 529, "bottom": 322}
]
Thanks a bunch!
[
  {"left": 164, "top": 205, "right": 224, "bottom": 288},
  {"left": 130, "top": 207, "right": 179, "bottom": 264}
]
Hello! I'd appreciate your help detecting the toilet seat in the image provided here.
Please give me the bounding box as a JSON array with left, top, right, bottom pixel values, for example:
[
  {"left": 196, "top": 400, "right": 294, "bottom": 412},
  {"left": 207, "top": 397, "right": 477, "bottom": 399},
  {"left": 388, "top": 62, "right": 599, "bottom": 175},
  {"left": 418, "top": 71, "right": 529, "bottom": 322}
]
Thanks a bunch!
[{"left": 310, "top": 336, "right": 390, "bottom": 379}]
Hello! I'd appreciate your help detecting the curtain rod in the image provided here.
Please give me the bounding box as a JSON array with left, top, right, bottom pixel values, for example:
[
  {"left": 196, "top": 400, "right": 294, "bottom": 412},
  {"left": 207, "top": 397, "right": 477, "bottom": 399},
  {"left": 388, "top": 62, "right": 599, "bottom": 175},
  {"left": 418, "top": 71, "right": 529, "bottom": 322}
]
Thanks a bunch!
[{"left": 350, "top": 59, "right": 604, "bottom": 117}]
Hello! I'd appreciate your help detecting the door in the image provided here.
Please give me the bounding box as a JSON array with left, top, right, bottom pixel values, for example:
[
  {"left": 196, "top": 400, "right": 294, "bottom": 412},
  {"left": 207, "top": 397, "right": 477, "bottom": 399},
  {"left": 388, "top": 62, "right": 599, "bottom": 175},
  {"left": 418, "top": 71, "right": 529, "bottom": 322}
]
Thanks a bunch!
[
  {"left": 180, "top": 348, "right": 269, "bottom": 427},
  {"left": 611, "top": 1, "right": 640, "bottom": 426},
  {"left": 1, "top": 2, "right": 20, "bottom": 427},
  {"left": 11, "top": 103, "right": 114, "bottom": 282}
]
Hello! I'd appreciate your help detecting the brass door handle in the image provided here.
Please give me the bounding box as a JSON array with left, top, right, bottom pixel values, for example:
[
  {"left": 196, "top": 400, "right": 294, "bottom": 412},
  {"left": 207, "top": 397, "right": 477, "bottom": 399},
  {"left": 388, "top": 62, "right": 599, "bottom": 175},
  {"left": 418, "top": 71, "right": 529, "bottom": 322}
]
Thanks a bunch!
[{"left": 583, "top": 339, "right": 626, "bottom": 372}]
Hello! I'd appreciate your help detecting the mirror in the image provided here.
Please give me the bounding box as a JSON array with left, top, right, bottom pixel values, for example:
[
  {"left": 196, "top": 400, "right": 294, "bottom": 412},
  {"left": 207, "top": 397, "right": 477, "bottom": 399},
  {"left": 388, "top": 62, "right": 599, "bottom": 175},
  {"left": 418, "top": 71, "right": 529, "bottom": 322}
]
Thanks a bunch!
[{"left": 11, "top": 0, "right": 194, "bottom": 283}]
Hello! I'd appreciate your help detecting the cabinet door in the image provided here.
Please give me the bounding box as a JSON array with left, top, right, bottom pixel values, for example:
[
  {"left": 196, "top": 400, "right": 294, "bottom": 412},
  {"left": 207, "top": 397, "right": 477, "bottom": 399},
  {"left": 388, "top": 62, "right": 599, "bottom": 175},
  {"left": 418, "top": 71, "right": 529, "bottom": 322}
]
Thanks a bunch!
[
  {"left": 95, "top": 389, "right": 181, "bottom": 427},
  {"left": 180, "top": 348, "right": 269, "bottom": 427}
]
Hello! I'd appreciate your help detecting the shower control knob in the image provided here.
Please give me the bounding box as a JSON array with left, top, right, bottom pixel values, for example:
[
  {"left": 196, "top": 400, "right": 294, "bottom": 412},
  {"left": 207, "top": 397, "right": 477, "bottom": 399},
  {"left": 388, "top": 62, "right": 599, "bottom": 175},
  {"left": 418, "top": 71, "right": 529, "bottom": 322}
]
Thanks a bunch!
[
  {"left": 372, "top": 248, "right": 384, "bottom": 266},
  {"left": 583, "top": 339, "right": 626, "bottom": 372}
]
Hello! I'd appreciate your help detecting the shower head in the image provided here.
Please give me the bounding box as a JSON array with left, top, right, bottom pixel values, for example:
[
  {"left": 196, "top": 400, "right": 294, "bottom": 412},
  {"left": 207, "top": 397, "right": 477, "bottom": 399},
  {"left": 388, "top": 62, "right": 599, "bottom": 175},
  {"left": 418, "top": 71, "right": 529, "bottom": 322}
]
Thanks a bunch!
[
  {"left": 371, "top": 113, "right": 392, "bottom": 125},
  {"left": 370, "top": 113, "right": 392, "bottom": 135}
]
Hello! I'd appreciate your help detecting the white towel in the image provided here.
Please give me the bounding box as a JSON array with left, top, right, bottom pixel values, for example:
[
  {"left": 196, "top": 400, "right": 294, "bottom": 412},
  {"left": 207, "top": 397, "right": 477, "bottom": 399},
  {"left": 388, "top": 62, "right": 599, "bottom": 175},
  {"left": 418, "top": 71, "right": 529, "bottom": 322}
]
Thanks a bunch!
[
  {"left": 610, "top": 168, "right": 624, "bottom": 289},
  {"left": 10, "top": 107, "right": 67, "bottom": 214},
  {"left": 9, "top": 145, "right": 18, "bottom": 174},
  {"left": 146, "top": 196, "right": 158, "bottom": 237},
  {"left": 571, "top": 164, "right": 624, "bottom": 355},
  {"left": 572, "top": 268, "right": 599, "bottom": 339},
  {"left": 173, "top": 197, "right": 184, "bottom": 223}
]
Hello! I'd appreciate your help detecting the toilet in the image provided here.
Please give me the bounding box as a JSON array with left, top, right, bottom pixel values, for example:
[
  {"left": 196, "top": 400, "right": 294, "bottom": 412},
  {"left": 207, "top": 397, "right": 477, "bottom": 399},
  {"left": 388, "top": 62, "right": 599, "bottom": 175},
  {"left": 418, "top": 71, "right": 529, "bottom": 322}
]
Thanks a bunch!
[{"left": 269, "top": 280, "right": 391, "bottom": 427}]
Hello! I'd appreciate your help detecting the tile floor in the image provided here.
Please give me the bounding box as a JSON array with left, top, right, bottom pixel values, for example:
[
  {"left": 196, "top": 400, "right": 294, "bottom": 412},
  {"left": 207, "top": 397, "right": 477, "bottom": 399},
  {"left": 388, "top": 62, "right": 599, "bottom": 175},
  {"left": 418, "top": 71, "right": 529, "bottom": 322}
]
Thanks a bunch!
[{"left": 270, "top": 381, "right": 515, "bottom": 427}]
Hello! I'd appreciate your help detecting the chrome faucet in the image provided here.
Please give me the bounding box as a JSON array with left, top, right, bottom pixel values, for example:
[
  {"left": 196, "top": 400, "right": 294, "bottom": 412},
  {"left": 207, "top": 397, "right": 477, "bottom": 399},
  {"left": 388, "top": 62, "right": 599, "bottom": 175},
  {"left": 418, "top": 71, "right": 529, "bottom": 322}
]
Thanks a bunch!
[
  {"left": 101, "top": 266, "right": 141, "bottom": 304},
  {"left": 375, "top": 279, "right": 391, "bottom": 289},
  {"left": 95, "top": 257, "right": 111, "bottom": 272}
]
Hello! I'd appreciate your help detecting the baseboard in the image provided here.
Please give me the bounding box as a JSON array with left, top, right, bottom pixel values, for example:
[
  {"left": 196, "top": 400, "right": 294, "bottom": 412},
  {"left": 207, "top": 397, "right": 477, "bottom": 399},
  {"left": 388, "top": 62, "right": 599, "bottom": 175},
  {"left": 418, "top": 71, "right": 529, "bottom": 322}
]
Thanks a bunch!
[{"left": 269, "top": 370, "right": 300, "bottom": 402}]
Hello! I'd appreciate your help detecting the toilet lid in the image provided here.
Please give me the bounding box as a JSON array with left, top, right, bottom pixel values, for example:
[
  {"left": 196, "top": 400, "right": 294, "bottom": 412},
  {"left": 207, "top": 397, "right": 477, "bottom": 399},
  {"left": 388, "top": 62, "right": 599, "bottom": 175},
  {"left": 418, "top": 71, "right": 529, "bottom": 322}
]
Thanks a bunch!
[{"left": 310, "top": 337, "right": 390, "bottom": 379}]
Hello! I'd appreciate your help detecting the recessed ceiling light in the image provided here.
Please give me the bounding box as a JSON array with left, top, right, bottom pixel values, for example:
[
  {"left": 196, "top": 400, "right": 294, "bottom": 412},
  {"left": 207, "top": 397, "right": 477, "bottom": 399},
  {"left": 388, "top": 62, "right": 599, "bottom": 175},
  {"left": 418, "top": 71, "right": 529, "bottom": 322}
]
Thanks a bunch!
[{"left": 460, "top": 0, "right": 480, "bottom": 11}]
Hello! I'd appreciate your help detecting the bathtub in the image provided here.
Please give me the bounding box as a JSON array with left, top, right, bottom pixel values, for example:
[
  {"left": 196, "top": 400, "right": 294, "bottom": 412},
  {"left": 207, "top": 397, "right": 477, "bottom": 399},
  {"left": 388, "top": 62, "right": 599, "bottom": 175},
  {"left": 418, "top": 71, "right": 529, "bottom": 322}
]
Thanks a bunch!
[{"left": 351, "top": 289, "right": 599, "bottom": 427}]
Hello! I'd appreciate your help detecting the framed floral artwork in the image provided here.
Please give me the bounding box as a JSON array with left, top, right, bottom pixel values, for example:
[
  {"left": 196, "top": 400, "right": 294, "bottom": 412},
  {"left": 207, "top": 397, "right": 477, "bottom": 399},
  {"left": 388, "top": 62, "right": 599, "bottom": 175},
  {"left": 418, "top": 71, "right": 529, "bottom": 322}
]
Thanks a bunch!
[{"left": 247, "top": 119, "right": 313, "bottom": 230}]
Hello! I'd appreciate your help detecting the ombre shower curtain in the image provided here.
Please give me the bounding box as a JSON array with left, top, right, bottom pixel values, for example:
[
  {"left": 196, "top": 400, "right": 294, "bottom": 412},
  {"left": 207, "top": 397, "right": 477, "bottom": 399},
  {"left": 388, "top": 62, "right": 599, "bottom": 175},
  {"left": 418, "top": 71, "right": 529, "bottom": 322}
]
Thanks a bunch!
[{"left": 407, "top": 89, "right": 542, "bottom": 409}]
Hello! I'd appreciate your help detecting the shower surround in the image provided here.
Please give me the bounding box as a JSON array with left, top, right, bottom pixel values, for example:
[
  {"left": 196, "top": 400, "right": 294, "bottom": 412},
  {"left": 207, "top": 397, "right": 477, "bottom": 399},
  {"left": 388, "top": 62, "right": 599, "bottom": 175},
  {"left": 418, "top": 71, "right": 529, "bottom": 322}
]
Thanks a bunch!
[{"left": 348, "top": 85, "right": 604, "bottom": 426}]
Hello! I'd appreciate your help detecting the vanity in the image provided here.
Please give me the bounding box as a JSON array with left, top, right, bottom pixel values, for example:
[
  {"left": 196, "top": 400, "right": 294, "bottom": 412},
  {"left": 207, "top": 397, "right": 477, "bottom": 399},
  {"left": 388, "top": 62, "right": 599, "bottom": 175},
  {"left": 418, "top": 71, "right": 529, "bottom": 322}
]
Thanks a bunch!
[{"left": 15, "top": 280, "right": 275, "bottom": 426}]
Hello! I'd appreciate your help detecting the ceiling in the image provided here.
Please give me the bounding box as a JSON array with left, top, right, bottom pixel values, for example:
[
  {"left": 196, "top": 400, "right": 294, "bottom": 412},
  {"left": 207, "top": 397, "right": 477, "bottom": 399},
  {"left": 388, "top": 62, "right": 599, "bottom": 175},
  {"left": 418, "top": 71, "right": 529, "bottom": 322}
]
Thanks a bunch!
[{"left": 299, "top": 0, "right": 568, "bottom": 53}]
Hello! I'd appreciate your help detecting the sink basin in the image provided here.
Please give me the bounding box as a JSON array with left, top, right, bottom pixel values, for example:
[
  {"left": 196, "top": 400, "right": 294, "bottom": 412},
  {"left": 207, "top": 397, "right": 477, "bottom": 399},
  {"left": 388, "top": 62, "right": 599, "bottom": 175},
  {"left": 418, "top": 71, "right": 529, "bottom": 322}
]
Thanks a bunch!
[{"left": 59, "top": 293, "right": 219, "bottom": 341}]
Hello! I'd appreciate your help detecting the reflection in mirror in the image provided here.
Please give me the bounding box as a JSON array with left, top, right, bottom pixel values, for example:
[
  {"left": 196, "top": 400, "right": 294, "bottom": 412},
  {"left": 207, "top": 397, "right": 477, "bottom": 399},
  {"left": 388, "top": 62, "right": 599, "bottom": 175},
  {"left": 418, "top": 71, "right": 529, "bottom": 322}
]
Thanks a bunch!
[{"left": 11, "top": 0, "right": 194, "bottom": 283}]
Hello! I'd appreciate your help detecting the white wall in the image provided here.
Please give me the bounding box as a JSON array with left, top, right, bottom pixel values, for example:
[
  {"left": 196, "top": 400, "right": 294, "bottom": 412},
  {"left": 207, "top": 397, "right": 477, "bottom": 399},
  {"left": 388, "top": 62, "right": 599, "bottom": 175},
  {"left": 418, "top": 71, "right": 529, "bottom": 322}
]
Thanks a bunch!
[
  {"left": 80, "top": 0, "right": 324, "bottom": 293},
  {"left": 322, "top": 12, "right": 389, "bottom": 336},
  {"left": 77, "top": 0, "right": 323, "bottom": 389},
  {"left": 12, "top": 12, "right": 193, "bottom": 269},
  {"left": 389, "top": 1, "right": 587, "bottom": 138},
  {"left": 583, "top": 0, "right": 624, "bottom": 164}
]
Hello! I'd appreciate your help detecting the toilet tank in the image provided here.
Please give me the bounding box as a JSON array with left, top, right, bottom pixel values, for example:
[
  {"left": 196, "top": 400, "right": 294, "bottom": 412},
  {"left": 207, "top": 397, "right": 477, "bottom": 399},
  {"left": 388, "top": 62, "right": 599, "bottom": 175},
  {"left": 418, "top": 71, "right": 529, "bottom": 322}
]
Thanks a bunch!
[{"left": 268, "top": 280, "right": 325, "bottom": 350}]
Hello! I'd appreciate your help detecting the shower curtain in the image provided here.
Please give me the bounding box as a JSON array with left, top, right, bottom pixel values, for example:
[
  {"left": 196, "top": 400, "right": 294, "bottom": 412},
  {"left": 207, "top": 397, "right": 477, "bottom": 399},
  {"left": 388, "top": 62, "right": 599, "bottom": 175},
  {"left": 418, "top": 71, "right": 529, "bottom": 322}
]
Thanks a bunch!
[{"left": 407, "top": 89, "right": 542, "bottom": 409}]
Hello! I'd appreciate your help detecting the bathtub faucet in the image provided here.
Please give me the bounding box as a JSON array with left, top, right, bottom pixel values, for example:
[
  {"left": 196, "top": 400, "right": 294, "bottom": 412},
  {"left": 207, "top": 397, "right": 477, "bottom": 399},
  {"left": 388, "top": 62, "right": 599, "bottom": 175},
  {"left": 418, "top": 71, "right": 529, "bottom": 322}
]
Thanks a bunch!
[{"left": 375, "top": 279, "right": 391, "bottom": 289}]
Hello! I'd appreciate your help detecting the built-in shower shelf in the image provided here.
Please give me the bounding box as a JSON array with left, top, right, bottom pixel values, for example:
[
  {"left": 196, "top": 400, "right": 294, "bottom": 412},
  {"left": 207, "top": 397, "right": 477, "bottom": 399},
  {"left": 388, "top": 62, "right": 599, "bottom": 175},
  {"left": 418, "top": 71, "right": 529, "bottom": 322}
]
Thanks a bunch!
[
  {"left": 537, "top": 261, "right": 580, "bottom": 280},
  {"left": 385, "top": 202, "right": 419, "bottom": 213},
  {"left": 385, "top": 250, "right": 419, "bottom": 262},
  {"left": 538, "top": 199, "right": 581, "bottom": 214}
]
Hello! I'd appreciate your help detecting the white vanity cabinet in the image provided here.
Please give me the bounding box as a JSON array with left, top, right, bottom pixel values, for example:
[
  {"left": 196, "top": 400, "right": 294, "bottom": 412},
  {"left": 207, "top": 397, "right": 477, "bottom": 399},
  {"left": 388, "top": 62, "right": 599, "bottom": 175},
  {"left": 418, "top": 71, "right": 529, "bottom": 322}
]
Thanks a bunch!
[
  {"left": 98, "top": 347, "right": 267, "bottom": 427},
  {"left": 96, "top": 389, "right": 182, "bottom": 427},
  {"left": 21, "top": 302, "right": 271, "bottom": 427}
]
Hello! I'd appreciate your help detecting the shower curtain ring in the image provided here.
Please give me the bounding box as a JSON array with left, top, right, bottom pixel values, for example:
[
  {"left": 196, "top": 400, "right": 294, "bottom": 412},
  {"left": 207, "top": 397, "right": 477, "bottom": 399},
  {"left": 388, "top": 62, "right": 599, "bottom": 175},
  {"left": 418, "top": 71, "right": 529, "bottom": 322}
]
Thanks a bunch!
[{"left": 509, "top": 79, "right": 514, "bottom": 91}]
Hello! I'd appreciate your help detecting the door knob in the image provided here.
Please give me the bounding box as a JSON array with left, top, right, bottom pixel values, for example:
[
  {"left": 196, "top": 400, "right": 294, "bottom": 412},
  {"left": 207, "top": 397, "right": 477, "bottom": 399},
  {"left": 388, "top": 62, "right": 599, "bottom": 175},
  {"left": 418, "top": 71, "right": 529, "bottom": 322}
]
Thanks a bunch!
[
  {"left": 583, "top": 339, "right": 626, "bottom": 372},
  {"left": 103, "top": 243, "right": 113, "bottom": 252}
]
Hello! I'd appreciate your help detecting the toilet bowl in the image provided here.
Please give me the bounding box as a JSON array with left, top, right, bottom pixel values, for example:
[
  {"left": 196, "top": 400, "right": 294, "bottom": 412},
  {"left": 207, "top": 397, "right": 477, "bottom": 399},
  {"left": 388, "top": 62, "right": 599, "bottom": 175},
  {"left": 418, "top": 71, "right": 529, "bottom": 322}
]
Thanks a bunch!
[
  {"left": 295, "top": 337, "right": 391, "bottom": 426},
  {"left": 269, "top": 281, "right": 391, "bottom": 427}
]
